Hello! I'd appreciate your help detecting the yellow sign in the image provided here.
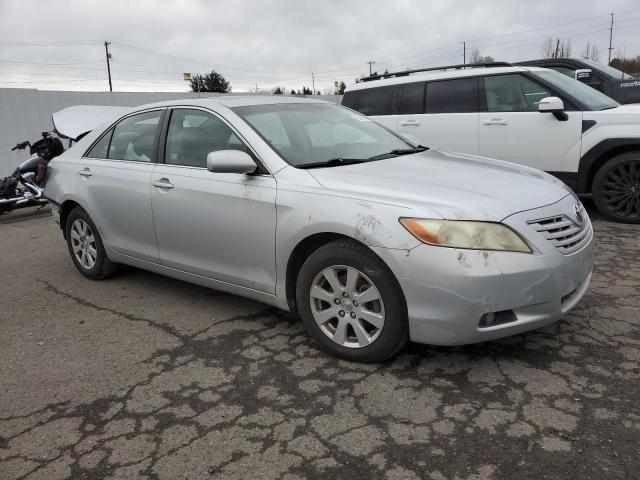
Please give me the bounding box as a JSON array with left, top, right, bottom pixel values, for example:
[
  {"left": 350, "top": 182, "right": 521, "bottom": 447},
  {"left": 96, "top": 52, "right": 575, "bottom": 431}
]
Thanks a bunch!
[{"left": 183, "top": 73, "right": 192, "bottom": 81}]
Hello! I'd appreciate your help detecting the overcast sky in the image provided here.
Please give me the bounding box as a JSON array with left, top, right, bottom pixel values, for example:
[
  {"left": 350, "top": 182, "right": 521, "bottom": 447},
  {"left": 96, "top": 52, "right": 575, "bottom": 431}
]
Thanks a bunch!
[{"left": 0, "top": 0, "right": 639, "bottom": 93}]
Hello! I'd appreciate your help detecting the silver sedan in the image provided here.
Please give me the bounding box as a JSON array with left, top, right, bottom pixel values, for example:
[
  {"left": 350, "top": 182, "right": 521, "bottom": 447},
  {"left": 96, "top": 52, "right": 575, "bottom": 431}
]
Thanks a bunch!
[{"left": 45, "top": 96, "right": 593, "bottom": 362}]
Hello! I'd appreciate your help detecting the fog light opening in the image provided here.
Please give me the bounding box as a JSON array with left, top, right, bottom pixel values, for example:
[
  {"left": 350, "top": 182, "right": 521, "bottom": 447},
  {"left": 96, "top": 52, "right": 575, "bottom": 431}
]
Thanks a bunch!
[{"left": 479, "top": 310, "right": 517, "bottom": 328}]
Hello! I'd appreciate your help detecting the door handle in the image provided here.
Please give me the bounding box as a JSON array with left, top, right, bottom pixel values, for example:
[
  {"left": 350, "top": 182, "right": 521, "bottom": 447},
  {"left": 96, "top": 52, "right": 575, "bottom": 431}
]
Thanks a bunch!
[
  {"left": 78, "top": 168, "right": 93, "bottom": 177},
  {"left": 482, "top": 118, "right": 509, "bottom": 126},
  {"left": 400, "top": 120, "right": 420, "bottom": 126},
  {"left": 153, "top": 178, "right": 174, "bottom": 189}
]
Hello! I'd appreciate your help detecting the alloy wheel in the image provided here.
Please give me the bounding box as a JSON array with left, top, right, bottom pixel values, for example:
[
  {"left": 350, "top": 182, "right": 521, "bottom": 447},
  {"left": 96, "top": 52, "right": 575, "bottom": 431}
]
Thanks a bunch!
[
  {"left": 309, "top": 265, "right": 385, "bottom": 348},
  {"left": 70, "top": 218, "right": 97, "bottom": 270},
  {"left": 601, "top": 160, "right": 640, "bottom": 219}
]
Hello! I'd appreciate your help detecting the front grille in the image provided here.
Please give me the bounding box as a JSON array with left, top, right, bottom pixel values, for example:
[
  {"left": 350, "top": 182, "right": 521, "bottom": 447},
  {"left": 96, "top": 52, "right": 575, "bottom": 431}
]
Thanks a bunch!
[{"left": 528, "top": 215, "right": 591, "bottom": 255}]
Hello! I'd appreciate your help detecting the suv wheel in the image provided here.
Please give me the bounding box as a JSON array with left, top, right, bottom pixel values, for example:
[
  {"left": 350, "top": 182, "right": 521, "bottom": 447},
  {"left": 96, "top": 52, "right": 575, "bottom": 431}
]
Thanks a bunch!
[
  {"left": 66, "top": 206, "right": 119, "bottom": 279},
  {"left": 296, "top": 240, "right": 408, "bottom": 362},
  {"left": 593, "top": 152, "right": 640, "bottom": 223}
]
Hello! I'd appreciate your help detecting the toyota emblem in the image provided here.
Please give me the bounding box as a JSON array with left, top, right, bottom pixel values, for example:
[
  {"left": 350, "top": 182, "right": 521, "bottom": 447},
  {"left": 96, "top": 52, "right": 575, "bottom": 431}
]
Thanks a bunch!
[{"left": 574, "top": 203, "right": 585, "bottom": 224}]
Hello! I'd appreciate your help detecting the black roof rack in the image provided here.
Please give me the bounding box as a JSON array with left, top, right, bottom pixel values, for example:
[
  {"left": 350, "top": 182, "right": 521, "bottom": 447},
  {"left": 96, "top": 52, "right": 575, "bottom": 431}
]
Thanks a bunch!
[{"left": 358, "top": 62, "right": 513, "bottom": 82}]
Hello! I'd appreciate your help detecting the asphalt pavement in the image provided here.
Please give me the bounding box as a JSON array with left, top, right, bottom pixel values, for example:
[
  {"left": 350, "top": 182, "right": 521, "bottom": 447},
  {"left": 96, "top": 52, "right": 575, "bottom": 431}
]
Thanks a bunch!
[{"left": 0, "top": 203, "right": 638, "bottom": 480}]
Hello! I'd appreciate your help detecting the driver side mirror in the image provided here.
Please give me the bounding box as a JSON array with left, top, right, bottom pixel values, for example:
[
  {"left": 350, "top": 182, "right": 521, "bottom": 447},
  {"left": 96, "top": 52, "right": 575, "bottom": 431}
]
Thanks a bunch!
[
  {"left": 538, "top": 96, "right": 568, "bottom": 121},
  {"left": 206, "top": 150, "right": 257, "bottom": 174}
]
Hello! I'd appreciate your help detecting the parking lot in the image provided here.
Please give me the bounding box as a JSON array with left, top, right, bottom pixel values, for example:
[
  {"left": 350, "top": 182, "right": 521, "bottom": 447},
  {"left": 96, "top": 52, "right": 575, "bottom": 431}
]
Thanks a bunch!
[{"left": 0, "top": 203, "right": 638, "bottom": 480}]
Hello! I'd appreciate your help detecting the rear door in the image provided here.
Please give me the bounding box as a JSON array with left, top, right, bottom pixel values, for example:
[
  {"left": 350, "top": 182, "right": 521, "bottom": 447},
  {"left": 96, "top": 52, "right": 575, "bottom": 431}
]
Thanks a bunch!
[
  {"left": 395, "top": 77, "right": 479, "bottom": 154},
  {"left": 342, "top": 85, "right": 400, "bottom": 132},
  {"left": 477, "top": 73, "right": 582, "bottom": 173},
  {"left": 76, "top": 109, "right": 163, "bottom": 262}
]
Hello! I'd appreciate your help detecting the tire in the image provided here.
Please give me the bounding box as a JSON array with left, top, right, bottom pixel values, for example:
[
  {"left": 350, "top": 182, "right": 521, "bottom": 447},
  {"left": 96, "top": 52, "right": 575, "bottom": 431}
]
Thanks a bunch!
[
  {"left": 65, "top": 206, "right": 119, "bottom": 279},
  {"left": 592, "top": 152, "right": 640, "bottom": 224},
  {"left": 295, "top": 239, "right": 408, "bottom": 362}
]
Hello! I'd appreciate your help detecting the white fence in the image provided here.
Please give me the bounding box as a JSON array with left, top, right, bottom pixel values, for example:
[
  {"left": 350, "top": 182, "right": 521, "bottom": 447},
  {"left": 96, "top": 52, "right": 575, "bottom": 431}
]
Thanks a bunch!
[{"left": 0, "top": 88, "right": 341, "bottom": 175}]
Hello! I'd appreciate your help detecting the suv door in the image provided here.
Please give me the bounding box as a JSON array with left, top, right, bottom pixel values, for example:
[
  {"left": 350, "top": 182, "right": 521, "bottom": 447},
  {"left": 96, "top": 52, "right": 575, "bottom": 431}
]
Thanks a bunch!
[
  {"left": 151, "top": 107, "right": 277, "bottom": 294},
  {"left": 395, "top": 77, "right": 479, "bottom": 154},
  {"left": 478, "top": 73, "right": 582, "bottom": 174},
  {"left": 77, "top": 109, "right": 163, "bottom": 262}
]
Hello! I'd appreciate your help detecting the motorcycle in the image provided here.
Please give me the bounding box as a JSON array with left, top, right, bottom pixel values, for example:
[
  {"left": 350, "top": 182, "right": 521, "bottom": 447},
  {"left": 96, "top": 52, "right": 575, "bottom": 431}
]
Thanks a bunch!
[{"left": 0, "top": 132, "right": 64, "bottom": 214}]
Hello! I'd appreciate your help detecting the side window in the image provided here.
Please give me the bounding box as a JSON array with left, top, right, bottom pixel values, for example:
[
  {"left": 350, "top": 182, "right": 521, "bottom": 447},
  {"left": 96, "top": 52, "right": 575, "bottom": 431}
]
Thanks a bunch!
[
  {"left": 425, "top": 78, "right": 478, "bottom": 113},
  {"left": 353, "top": 86, "right": 398, "bottom": 116},
  {"left": 399, "top": 82, "right": 426, "bottom": 114},
  {"left": 165, "top": 109, "right": 248, "bottom": 168},
  {"left": 552, "top": 66, "right": 575, "bottom": 78},
  {"left": 86, "top": 129, "right": 113, "bottom": 159},
  {"left": 108, "top": 111, "right": 162, "bottom": 162},
  {"left": 483, "top": 74, "right": 551, "bottom": 112},
  {"left": 341, "top": 91, "right": 358, "bottom": 110}
]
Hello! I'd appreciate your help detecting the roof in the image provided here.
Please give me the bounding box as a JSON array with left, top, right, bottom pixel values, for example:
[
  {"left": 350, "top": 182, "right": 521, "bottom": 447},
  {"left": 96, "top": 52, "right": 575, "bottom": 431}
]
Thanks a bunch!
[
  {"left": 345, "top": 66, "right": 548, "bottom": 91},
  {"left": 124, "top": 95, "right": 330, "bottom": 111}
]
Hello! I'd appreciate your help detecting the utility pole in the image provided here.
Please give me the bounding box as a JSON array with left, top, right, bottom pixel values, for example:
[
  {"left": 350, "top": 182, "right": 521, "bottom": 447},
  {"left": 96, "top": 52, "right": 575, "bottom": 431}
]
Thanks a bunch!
[
  {"left": 311, "top": 73, "right": 315, "bottom": 94},
  {"left": 104, "top": 41, "right": 112, "bottom": 92},
  {"left": 608, "top": 12, "right": 614, "bottom": 64},
  {"left": 366, "top": 60, "right": 375, "bottom": 76},
  {"left": 463, "top": 41, "right": 466, "bottom": 65}
]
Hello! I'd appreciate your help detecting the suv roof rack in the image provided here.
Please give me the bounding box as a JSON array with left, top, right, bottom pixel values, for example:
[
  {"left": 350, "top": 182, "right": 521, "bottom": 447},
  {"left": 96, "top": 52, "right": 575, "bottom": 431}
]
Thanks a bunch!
[{"left": 358, "top": 62, "right": 513, "bottom": 82}]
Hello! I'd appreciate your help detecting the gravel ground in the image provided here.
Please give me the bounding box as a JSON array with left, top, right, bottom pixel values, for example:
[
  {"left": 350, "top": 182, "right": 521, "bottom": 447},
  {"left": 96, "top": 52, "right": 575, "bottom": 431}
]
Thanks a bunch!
[{"left": 0, "top": 203, "right": 638, "bottom": 480}]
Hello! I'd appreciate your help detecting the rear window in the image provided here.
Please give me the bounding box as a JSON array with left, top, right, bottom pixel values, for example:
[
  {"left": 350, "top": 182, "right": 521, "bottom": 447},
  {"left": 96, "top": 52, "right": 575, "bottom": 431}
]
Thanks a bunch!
[
  {"left": 399, "top": 82, "right": 426, "bottom": 114},
  {"left": 425, "top": 78, "right": 478, "bottom": 113},
  {"left": 342, "top": 85, "right": 398, "bottom": 116}
]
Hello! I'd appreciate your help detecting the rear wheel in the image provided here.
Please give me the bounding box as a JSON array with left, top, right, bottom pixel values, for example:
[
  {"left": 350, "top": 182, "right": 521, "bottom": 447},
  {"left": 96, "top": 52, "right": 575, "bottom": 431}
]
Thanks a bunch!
[
  {"left": 593, "top": 152, "right": 640, "bottom": 223},
  {"left": 66, "top": 207, "right": 118, "bottom": 279},
  {"left": 296, "top": 240, "right": 408, "bottom": 362}
]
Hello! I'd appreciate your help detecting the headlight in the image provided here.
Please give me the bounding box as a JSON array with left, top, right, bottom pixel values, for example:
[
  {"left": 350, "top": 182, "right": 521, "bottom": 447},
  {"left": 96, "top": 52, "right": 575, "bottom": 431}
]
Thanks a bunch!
[{"left": 399, "top": 218, "right": 532, "bottom": 253}]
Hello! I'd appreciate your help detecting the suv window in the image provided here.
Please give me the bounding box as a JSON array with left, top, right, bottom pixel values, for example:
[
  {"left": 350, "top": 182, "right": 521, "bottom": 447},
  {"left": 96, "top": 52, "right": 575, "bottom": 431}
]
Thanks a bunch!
[
  {"left": 346, "top": 85, "right": 398, "bottom": 116},
  {"left": 551, "top": 66, "right": 575, "bottom": 78},
  {"left": 399, "top": 82, "right": 426, "bottom": 114},
  {"left": 106, "top": 111, "right": 162, "bottom": 162},
  {"left": 483, "top": 74, "right": 550, "bottom": 112},
  {"left": 425, "top": 78, "right": 477, "bottom": 113},
  {"left": 165, "top": 109, "right": 249, "bottom": 168}
]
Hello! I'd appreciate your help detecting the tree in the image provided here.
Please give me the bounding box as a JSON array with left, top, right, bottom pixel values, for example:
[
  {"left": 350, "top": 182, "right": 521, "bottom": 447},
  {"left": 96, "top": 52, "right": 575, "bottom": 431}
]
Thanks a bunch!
[
  {"left": 610, "top": 55, "right": 640, "bottom": 77},
  {"left": 542, "top": 37, "right": 572, "bottom": 58},
  {"left": 301, "top": 86, "right": 313, "bottom": 95},
  {"left": 333, "top": 81, "right": 346, "bottom": 95},
  {"left": 272, "top": 86, "right": 283, "bottom": 94},
  {"left": 582, "top": 42, "right": 600, "bottom": 61},
  {"left": 189, "top": 70, "right": 231, "bottom": 93},
  {"left": 290, "top": 89, "right": 297, "bottom": 95},
  {"left": 469, "top": 48, "right": 495, "bottom": 64}
]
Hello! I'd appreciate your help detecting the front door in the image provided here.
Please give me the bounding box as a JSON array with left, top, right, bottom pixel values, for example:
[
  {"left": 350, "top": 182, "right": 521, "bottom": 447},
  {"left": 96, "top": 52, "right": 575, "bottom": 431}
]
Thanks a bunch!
[
  {"left": 478, "top": 73, "right": 582, "bottom": 173},
  {"left": 150, "top": 108, "right": 277, "bottom": 294}
]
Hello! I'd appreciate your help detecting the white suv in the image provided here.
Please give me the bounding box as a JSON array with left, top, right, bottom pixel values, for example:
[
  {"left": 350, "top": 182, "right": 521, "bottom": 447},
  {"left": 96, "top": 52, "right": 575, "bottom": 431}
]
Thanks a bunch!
[{"left": 342, "top": 63, "right": 640, "bottom": 223}]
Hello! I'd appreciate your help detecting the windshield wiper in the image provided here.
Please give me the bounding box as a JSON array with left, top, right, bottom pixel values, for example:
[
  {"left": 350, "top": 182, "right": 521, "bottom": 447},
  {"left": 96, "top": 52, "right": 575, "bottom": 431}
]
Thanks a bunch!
[
  {"left": 296, "top": 158, "right": 369, "bottom": 169},
  {"left": 367, "top": 145, "right": 429, "bottom": 161}
]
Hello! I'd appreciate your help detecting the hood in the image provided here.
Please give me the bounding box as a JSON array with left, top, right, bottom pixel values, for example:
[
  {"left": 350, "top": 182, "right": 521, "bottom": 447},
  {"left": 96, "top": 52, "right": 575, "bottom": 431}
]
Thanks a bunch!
[
  {"left": 307, "top": 150, "right": 572, "bottom": 221},
  {"left": 52, "top": 105, "right": 132, "bottom": 141}
]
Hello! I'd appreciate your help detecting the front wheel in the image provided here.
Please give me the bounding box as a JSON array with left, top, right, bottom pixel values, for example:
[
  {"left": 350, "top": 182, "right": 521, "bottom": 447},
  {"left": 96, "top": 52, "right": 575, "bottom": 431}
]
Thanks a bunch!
[
  {"left": 296, "top": 240, "right": 408, "bottom": 362},
  {"left": 592, "top": 152, "right": 640, "bottom": 223},
  {"left": 65, "top": 206, "right": 119, "bottom": 279}
]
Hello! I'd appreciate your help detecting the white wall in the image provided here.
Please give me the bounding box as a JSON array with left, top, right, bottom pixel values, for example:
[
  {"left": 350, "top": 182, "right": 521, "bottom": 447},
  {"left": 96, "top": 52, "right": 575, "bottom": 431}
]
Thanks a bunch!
[{"left": 0, "top": 88, "right": 341, "bottom": 175}]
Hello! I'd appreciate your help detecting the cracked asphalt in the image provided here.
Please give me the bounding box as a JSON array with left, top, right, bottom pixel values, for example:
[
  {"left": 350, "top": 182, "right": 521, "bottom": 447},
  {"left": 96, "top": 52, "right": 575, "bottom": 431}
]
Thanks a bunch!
[{"left": 1, "top": 203, "right": 639, "bottom": 480}]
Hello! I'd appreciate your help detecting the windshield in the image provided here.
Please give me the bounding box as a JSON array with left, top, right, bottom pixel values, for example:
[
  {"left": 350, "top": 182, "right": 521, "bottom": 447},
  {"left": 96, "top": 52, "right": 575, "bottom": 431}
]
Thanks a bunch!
[
  {"left": 580, "top": 59, "right": 634, "bottom": 80},
  {"left": 530, "top": 70, "right": 619, "bottom": 110},
  {"left": 232, "top": 103, "right": 415, "bottom": 167}
]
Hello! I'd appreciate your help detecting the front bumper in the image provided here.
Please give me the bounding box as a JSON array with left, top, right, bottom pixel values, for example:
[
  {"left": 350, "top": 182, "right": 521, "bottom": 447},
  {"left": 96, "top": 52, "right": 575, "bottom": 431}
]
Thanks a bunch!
[{"left": 373, "top": 195, "right": 594, "bottom": 346}]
